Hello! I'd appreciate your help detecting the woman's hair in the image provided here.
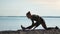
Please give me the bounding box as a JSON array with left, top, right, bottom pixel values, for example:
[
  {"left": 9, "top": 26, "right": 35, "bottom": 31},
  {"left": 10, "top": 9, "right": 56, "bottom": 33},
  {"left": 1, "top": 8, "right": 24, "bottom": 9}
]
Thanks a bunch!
[{"left": 26, "top": 11, "right": 30, "bottom": 16}]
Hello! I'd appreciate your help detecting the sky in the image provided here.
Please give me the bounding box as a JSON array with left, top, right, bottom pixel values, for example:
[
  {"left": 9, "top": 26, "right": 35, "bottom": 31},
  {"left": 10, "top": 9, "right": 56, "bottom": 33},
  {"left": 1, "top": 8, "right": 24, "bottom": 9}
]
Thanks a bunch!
[{"left": 0, "top": 0, "right": 60, "bottom": 16}]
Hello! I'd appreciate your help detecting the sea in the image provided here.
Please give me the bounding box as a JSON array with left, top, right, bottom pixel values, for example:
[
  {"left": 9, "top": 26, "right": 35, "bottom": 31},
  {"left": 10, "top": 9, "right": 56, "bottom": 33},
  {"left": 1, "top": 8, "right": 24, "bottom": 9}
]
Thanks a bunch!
[{"left": 0, "top": 16, "right": 60, "bottom": 31}]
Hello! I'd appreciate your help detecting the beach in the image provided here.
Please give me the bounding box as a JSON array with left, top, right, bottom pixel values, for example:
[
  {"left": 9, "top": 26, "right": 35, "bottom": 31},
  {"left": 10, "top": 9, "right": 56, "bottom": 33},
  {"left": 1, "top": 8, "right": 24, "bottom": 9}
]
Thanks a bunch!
[
  {"left": 0, "top": 16, "right": 60, "bottom": 34},
  {"left": 0, "top": 29, "right": 60, "bottom": 34},
  {"left": 0, "top": 16, "right": 60, "bottom": 31}
]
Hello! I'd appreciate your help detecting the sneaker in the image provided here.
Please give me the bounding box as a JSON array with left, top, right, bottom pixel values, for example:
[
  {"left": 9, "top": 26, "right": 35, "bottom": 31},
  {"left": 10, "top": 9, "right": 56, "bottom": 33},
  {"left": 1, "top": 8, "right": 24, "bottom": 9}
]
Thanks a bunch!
[
  {"left": 21, "top": 25, "right": 26, "bottom": 30},
  {"left": 55, "top": 26, "right": 59, "bottom": 29}
]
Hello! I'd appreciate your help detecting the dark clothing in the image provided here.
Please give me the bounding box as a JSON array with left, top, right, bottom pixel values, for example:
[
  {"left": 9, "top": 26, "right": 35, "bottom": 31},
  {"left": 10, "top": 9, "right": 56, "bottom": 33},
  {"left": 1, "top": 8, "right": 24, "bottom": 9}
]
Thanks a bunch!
[
  {"left": 31, "top": 15, "right": 45, "bottom": 24},
  {"left": 26, "top": 22, "right": 40, "bottom": 29},
  {"left": 21, "top": 15, "right": 59, "bottom": 30},
  {"left": 26, "top": 15, "right": 47, "bottom": 29}
]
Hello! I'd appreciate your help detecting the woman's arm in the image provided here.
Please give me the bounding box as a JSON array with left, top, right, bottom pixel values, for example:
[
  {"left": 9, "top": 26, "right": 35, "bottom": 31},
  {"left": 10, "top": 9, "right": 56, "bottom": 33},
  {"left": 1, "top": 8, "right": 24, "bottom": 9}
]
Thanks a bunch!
[{"left": 31, "top": 20, "right": 34, "bottom": 25}]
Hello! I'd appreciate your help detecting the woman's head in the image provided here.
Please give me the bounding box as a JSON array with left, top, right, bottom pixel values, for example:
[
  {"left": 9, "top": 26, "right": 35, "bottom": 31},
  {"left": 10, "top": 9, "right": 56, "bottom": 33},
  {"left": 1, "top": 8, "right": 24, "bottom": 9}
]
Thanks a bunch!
[{"left": 26, "top": 11, "right": 32, "bottom": 18}]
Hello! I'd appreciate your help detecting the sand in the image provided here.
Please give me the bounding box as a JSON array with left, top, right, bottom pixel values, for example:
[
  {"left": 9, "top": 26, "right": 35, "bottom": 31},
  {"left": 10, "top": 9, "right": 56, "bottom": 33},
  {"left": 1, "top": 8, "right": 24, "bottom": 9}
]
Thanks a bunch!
[{"left": 0, "top": 29, "right": 60, "bottom": 34}]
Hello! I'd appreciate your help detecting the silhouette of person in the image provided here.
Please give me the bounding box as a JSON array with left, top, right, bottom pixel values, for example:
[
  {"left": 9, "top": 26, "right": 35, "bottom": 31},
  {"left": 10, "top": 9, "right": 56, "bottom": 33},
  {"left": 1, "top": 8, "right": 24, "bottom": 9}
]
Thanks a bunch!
[{"left": 21, "top": 11, "right": 48, "bottom": 30}]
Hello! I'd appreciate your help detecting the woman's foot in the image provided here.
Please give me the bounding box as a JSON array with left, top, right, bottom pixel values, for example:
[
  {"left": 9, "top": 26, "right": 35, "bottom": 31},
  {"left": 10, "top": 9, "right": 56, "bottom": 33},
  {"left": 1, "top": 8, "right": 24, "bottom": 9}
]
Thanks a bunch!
[{"left": 21, "top": 25, "right": 26, "bottom": 30}]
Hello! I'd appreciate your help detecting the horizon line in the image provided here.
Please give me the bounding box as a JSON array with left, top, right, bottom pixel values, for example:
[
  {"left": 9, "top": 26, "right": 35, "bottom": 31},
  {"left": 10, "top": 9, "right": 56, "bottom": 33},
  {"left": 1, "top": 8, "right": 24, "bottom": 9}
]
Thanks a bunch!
[
  {"left": 0, "top": 16, "right": 60, "bottom": 18},
  {"left": 0, "top": 15, "right": 60, "bottom": 16}
]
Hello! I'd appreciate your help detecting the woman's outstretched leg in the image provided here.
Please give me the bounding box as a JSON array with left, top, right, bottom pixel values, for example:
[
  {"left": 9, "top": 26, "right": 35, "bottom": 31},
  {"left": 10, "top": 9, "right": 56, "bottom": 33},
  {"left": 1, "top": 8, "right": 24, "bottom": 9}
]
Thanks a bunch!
[
  {"left": 26, "top": 23, "right": 36, "bottom": 29},
  {"left": 21, "top": 23, "right": 36, "bottom": 30}
]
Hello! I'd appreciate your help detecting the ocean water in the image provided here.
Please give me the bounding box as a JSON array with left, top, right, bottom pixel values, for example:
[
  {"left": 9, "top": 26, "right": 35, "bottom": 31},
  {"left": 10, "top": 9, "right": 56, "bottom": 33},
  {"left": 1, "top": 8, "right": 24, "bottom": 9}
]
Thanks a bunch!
[{"left": 0, "top": 16, "right": 60, "bottom": 31}]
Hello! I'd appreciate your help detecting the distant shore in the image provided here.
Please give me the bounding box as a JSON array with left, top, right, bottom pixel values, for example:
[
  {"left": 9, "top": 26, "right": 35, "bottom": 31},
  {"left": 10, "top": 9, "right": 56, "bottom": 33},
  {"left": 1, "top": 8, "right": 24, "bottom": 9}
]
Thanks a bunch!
[{"left": 0, "top": 16, "right": 60, "bottom": 18}]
